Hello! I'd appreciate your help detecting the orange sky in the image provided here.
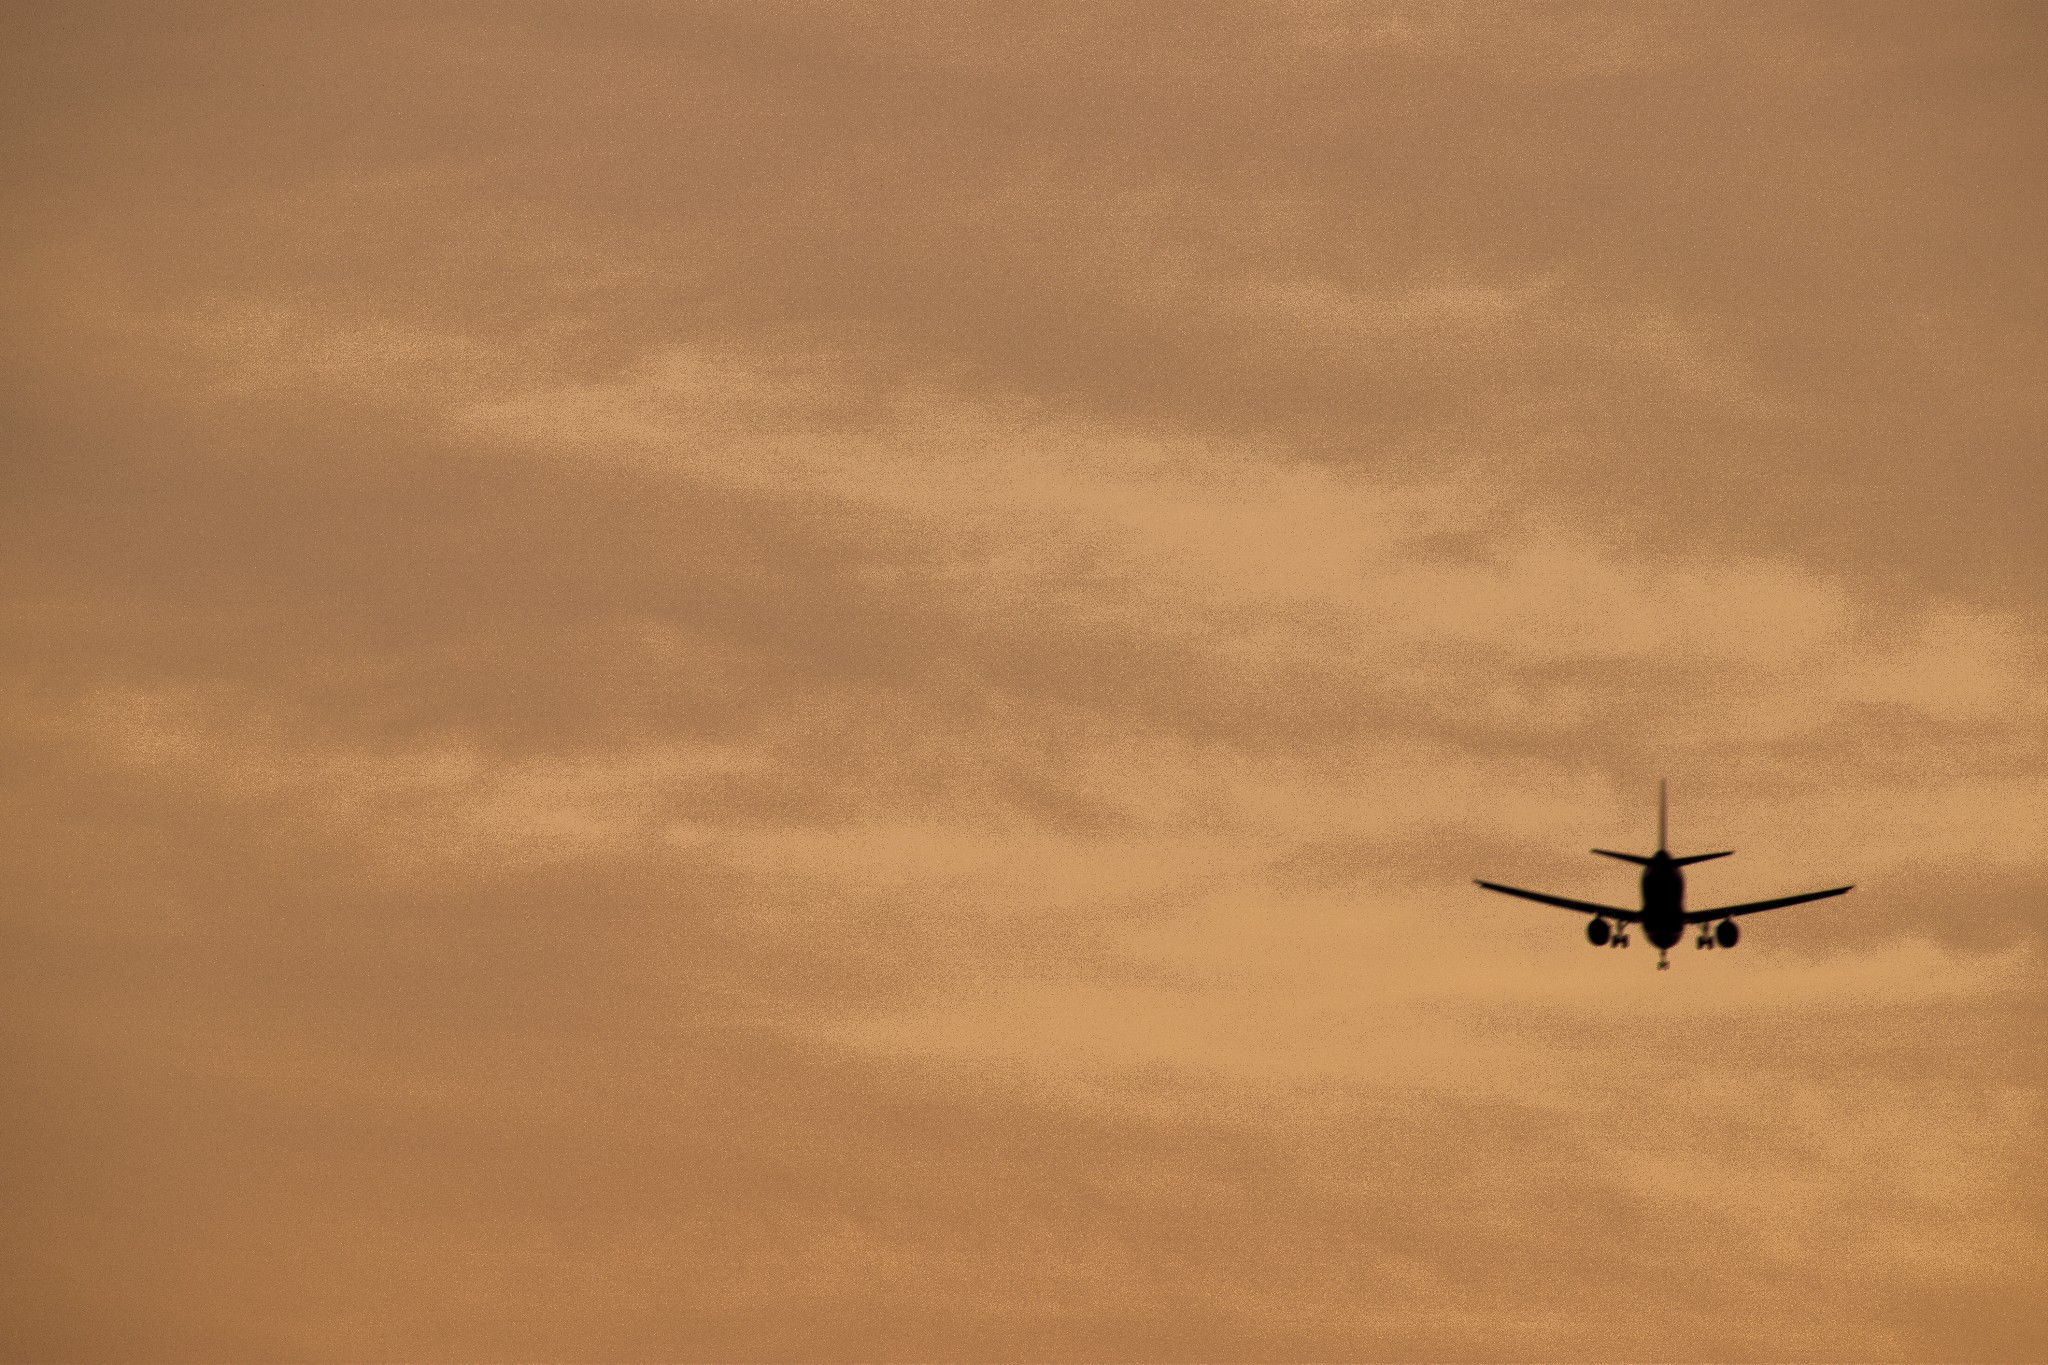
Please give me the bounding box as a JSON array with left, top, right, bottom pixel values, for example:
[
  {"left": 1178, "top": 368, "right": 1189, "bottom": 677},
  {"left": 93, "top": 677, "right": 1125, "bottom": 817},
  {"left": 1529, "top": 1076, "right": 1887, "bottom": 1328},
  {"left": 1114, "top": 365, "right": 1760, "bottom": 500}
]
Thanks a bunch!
[{"left": 4, "top": 4, "right": 2045, "bottom": 1360}]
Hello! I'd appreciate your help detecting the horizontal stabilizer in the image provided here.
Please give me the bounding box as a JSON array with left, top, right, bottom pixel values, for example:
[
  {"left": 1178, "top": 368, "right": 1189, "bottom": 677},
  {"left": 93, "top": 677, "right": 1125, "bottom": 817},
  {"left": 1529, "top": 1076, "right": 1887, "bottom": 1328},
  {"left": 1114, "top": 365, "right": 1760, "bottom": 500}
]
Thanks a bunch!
[
  {"left": 1684, "top": 885, "right": 1854, "bottom": 923},
  {"left": 1591, "top": 849, "right": 1652, "bottom": 865},
  {"left": 1672, "top": 850, "right": 1734, "bottom": 866},
  {"left": 1475, "top": 880, "right": 1641, "bottom": 922}
]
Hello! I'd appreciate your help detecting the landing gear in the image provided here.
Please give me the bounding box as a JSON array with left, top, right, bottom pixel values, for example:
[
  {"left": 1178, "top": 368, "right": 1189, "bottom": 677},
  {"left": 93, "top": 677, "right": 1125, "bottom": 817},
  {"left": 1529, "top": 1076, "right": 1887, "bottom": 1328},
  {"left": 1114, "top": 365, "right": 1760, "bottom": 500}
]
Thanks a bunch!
[
  {"left": 1694, "top": 920, "right": 1740, "bottom": 951},
  {"left": 1657, "top": 947, "right": 1670, "bottom": 970}
]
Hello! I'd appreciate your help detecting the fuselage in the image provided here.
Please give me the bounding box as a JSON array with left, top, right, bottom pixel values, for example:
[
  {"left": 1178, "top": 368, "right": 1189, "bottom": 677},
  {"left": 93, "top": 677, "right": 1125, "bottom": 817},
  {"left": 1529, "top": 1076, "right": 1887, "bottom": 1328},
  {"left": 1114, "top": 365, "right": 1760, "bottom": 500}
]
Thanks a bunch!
[{"left": 1639, "top": 852, "right": 1685, "bottom": 950}]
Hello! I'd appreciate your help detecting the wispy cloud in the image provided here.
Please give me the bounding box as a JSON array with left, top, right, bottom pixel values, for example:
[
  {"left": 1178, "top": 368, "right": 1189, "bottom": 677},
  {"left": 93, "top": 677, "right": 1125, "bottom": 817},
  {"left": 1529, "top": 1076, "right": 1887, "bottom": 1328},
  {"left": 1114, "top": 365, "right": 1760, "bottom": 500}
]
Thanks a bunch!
[{"left": 7, "top": 4, "right": 2046, "bottom": 1359}]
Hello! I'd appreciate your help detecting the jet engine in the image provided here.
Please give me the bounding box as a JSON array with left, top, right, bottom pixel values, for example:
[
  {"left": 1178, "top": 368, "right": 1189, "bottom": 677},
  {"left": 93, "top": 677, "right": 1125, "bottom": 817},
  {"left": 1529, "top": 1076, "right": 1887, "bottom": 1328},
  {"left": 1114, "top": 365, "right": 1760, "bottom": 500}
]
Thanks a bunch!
[
  {"left": 1715, "top": 919, "right": 1739, "bottom": 949},
  {"left": 1586, "top": 917, "right": 1611, "bottom": 946}
]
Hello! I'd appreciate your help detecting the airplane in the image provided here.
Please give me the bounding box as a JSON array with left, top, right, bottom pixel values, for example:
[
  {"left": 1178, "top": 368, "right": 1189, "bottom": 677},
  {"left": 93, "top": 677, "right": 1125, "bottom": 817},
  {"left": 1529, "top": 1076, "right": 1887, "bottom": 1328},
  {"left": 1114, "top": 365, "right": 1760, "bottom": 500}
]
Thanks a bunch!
[{"left": 1474, "top": 782, "right": 1853, "bottom": 969}]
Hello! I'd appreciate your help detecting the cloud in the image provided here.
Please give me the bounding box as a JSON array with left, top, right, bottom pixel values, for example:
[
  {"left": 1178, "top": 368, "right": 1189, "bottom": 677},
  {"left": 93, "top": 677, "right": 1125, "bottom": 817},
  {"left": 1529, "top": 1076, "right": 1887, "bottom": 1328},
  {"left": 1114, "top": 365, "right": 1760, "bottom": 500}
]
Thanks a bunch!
[{"left": 7, "top": 4, "right": 2047, "bottom": 1359}]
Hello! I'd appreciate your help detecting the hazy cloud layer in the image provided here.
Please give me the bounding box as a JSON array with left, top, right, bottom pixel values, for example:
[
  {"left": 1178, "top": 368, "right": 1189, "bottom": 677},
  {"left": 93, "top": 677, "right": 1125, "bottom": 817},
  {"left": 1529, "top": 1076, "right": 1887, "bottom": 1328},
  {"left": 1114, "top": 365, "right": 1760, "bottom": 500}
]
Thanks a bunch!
[{"left": 5, "top": 4, "right": 2045, "bottom": 1360}]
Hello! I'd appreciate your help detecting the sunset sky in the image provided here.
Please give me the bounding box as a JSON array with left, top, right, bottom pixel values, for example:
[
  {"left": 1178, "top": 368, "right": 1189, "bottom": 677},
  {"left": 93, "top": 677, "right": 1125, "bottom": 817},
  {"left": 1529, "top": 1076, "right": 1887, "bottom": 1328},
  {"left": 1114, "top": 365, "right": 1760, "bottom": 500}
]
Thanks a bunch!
[{"left": 4, "top": 4, "right": 2045, "bottom": 1360}]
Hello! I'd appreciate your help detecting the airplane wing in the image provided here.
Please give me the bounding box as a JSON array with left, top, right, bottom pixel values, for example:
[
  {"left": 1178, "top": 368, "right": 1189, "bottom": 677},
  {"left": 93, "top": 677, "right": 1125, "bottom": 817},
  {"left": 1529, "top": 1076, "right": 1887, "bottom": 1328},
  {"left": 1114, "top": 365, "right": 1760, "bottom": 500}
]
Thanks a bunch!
[
  {"left": 1474, "top": 881, "right": 1640, "bottom": 922},
  {"left": 1684, "top": 885, "right": 1854, "bottom": 923}
]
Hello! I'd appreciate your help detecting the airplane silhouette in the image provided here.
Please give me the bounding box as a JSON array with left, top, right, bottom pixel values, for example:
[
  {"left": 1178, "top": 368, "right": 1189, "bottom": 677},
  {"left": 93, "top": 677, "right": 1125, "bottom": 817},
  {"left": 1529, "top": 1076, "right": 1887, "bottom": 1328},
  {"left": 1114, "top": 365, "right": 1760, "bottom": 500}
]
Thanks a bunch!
[{"left": 1475, "top": 782, "right": 1853, "bottom": 969}]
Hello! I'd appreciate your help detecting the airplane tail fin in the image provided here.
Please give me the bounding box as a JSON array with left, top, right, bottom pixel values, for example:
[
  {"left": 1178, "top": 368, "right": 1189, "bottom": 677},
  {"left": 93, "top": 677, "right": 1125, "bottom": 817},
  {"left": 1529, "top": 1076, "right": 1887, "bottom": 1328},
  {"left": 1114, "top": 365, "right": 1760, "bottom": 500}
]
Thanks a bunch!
[
  {"left": 1595, "top": 786, "right": 1731, "bottom": 864},
  {"left": 1655, "top": 784, "right": 1733, "bottom": 864}
]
